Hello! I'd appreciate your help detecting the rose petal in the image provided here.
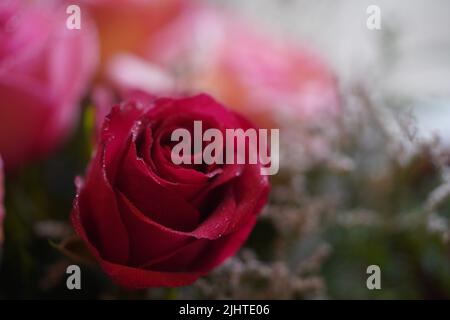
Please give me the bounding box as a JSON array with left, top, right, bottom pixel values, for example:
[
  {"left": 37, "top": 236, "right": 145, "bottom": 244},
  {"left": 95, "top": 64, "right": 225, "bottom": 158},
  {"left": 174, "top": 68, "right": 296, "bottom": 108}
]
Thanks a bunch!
[
  {"left": 136, "top": 214, "right": 257, "bottom": 275},
  {"left": 0, "top": 75, "right": 54, "bottom": 167},
  {"left": 117, "top": 136, "right": 201, "bottom": 231},
  {"left": 140, "top": 124, "right": 211, "bottom": 194},
  {"left": 117, "top": 192, "right": 194, "bottom": 266},
  {"left": 193, "top": 164, "right": 268, "bottom": 239},
  {"left": 99, "top": 258, "right": 205, "bottom": 288},
  {"left": 74, "top": 144, "right": 129, "bottom": 264},
  {"left": 72, "top": 197, "right": 202, "bottom": 288}
]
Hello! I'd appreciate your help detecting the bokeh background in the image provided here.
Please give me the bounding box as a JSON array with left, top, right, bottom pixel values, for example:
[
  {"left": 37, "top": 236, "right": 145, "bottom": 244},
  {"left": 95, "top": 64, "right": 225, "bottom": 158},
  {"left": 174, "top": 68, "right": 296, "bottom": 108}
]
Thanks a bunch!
[
  {"left": 1, "top": 0, "right": 450, "bottom": 299},
  {"left": 215, "top": 0, "right": 450, "bottom": 139}
]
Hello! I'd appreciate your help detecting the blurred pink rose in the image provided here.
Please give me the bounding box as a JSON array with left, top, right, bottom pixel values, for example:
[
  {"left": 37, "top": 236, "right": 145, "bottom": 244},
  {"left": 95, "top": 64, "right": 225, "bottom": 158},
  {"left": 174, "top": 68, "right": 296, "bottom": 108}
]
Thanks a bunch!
[
  {"left": 135, "top": 4, "right": 340, "bottom": 128},
  {"left": 0, "top": 156, "right": 4, "bottom": 244},
  {"left": 0, "top": 0, "right": 98, "bottom": 169}
]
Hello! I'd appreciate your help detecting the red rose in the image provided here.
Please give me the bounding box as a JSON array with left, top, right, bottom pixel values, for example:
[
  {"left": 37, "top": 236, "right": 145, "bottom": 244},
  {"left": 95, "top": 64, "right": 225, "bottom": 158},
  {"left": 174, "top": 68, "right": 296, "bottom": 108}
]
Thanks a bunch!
[
  {"left": 71, "top": 94, "right": 270, "bottom": 288},
  {"left": 0, "top": 1, "right": 98, "bottom": 169}
]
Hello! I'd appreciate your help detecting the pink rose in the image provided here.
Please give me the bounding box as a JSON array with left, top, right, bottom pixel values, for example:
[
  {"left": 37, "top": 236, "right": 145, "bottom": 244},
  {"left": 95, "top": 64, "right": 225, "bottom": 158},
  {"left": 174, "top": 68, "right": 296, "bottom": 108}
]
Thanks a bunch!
[
  {"left": 138, "top": 4, "right": 340, "bottom": 128},
  {"left": 0, "top": 0, "right": 98, "bottom": 169},
  {"left": 0, "top": 156, "right": 4, "bottom": 244}
]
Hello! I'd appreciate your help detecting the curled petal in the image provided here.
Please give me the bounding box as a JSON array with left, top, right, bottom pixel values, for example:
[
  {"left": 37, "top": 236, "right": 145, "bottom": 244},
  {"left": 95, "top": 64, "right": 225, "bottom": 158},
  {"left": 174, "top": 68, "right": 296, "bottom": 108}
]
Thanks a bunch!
[
  {"left": 73, "top": 144, "right": 129, "bottom": 264},
  {"left": 117, "top": 138, "right": 201, "bottom": 231}
]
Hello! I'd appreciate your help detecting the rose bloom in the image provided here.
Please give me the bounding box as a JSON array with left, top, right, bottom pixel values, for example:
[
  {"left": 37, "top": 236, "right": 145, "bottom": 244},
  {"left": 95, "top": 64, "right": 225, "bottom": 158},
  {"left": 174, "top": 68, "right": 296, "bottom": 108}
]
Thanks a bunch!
[
  {"left": 0, "top": 0, "right": 98, "bottom": 169},
  {"left": 71, "top": 93, "right": 270, "bottom": 288},
  {"left": 137, "top": 4, "right": 340, "bottom": 128}
]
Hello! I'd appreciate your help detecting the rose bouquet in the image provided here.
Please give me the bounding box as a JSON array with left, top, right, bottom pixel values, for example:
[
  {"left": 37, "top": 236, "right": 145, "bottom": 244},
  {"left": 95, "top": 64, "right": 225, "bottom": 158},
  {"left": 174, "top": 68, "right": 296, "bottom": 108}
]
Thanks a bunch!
[{"left": 0, "top": 0, "right": 449, "bottom": 300}]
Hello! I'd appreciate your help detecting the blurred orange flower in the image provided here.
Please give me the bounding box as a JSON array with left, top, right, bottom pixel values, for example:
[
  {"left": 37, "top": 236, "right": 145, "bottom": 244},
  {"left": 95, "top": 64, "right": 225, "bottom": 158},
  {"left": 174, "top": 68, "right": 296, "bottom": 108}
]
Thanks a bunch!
[{"left": 83, "top": 0, "right": 186, "bottom": 75}]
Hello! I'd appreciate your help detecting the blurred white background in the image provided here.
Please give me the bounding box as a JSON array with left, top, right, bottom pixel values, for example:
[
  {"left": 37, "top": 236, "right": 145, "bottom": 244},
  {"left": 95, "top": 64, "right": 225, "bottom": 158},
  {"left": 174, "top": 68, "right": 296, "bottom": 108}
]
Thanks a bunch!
[{"left": 208, "top": 0, "right": 450, "bottom": 141}]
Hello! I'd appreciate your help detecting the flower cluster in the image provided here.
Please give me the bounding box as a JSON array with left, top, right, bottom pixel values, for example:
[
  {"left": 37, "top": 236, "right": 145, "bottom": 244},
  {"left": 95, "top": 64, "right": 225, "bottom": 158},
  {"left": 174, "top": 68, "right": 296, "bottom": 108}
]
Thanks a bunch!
[{"left": 0, "top": 0, "right": 340, "bottom": 289}]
